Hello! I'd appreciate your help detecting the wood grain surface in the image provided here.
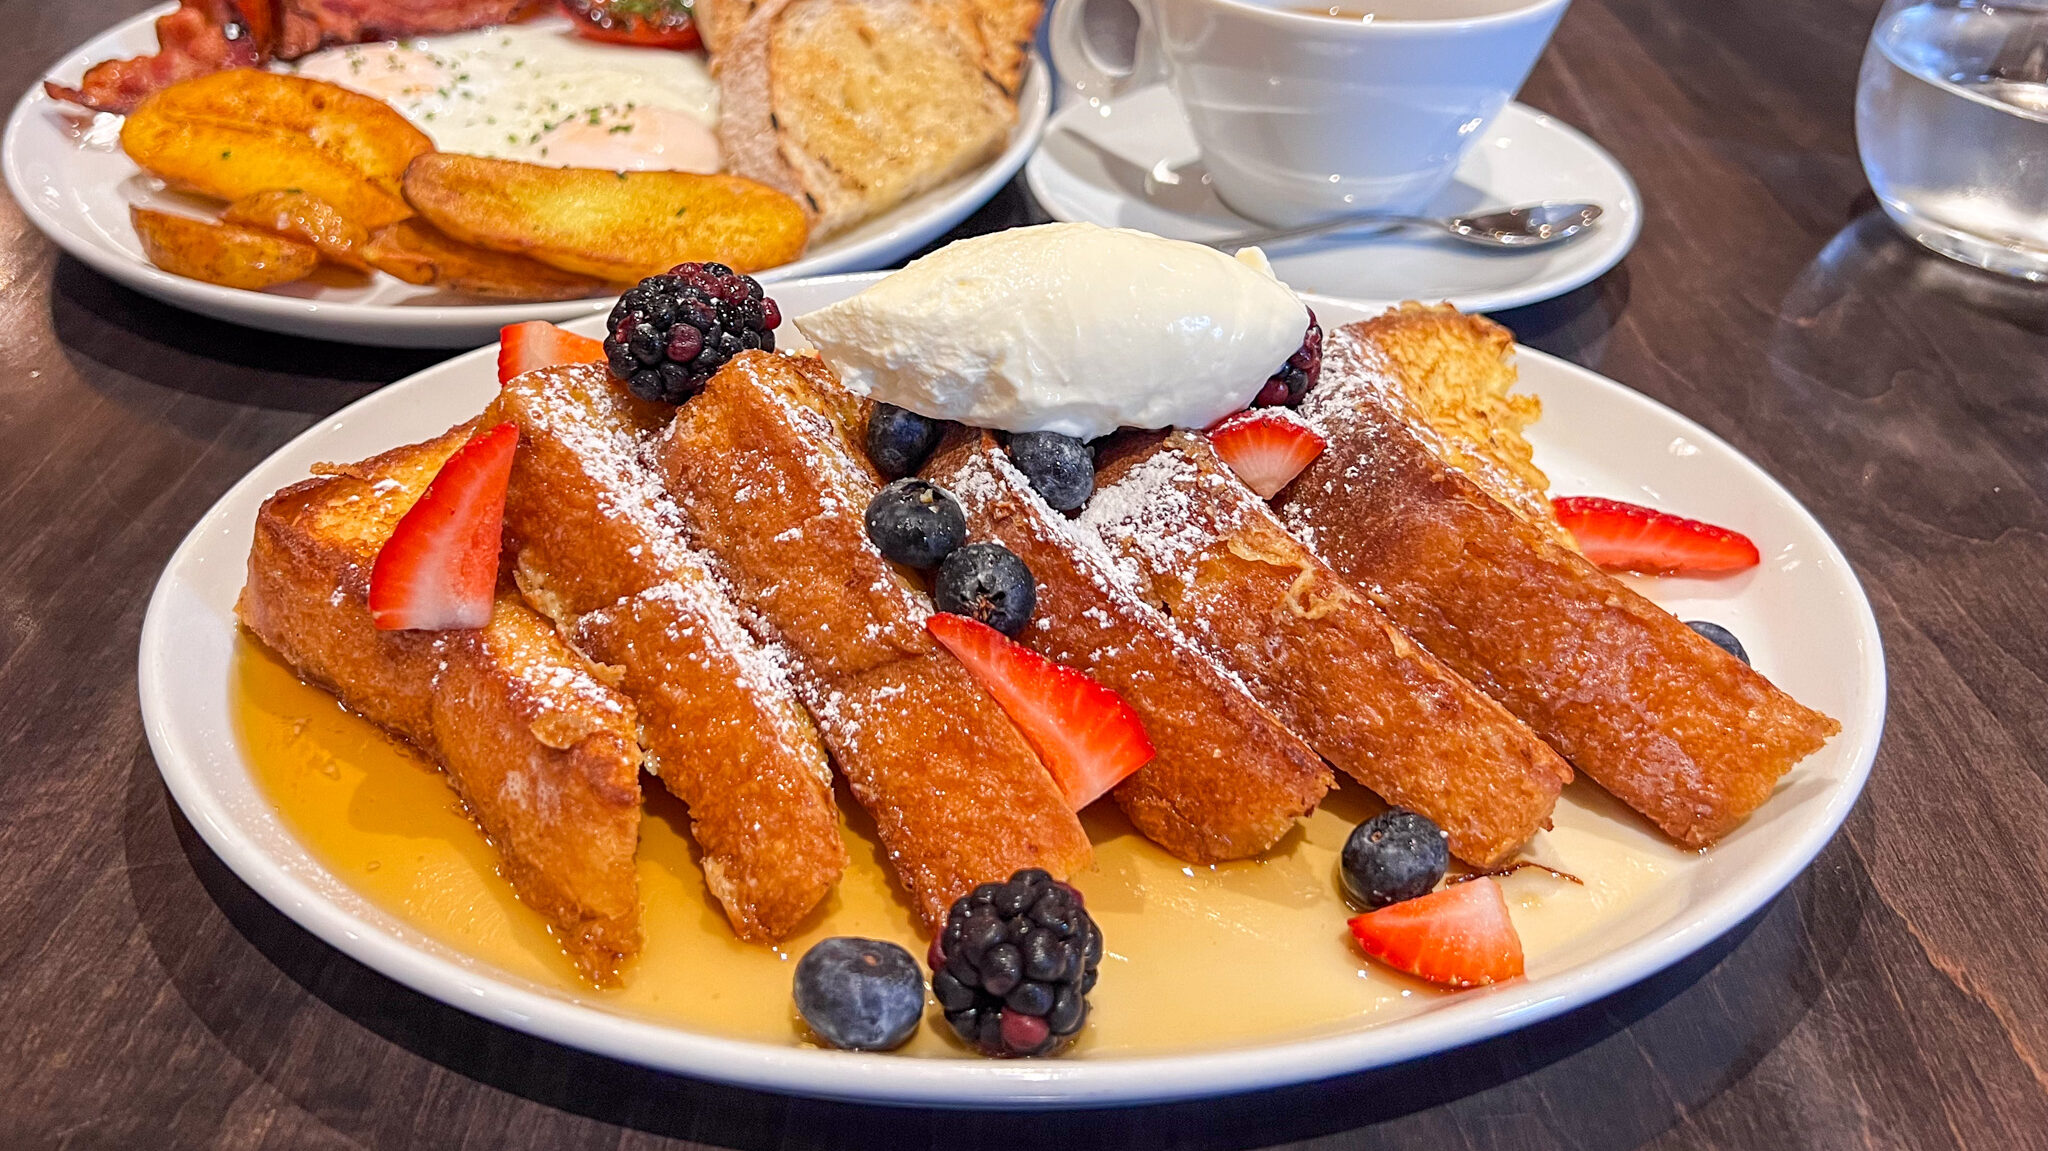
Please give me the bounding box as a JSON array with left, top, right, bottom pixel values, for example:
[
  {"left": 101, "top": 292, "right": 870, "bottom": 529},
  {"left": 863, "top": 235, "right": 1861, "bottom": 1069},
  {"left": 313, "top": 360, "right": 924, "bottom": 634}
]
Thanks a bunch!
[{"left": 5, "top": 0, "right": 2047, "bottom": 1147}]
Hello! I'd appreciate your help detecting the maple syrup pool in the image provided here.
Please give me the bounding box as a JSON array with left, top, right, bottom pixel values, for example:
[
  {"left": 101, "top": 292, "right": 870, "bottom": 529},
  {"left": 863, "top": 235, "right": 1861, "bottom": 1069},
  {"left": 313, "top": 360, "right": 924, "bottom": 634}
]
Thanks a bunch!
[{"left": 230, "top": 635, "right": 1690, "bottom": 1057}]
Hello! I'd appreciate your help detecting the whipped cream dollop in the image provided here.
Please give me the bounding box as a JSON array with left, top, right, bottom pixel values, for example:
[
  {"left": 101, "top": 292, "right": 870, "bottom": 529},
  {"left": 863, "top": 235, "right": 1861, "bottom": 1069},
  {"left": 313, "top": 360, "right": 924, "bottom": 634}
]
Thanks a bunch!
[{"left": 793, "top": 223, "right": 1309, "bottom": 440}]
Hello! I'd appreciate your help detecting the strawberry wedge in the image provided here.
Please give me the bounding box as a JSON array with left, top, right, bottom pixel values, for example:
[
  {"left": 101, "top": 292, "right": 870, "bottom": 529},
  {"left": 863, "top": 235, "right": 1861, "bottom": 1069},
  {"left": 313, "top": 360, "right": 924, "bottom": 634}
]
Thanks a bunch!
[
  {"left": 369, "top": 422, "right": 520, "bottom": 631},
  {"left": 497, "top": 321, "right": 606, "bottom": 385},
  {"left": 1552, "top": 495, "right": 1761, "bottom": 575},
  {"left": 1348, "top": 876, "right": 1524, "bottom": 988},
  {"left": 1209, "top": 409, "right": 1327, "bottom": 499},
  {"left": 926, "top": 612, "right": 1155, "bottom": 810}
]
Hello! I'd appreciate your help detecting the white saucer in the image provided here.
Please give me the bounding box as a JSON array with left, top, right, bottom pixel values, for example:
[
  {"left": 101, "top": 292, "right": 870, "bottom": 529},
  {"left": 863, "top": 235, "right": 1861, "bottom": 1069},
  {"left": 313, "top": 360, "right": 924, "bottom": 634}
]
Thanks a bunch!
[{"left": 1026, "top": 87, "right": 1641, "bottom": 314}]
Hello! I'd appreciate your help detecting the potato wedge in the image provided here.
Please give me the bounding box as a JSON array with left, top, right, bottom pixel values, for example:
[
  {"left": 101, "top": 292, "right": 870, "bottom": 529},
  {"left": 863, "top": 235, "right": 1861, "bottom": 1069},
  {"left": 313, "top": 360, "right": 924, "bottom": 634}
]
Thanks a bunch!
[
  {"left": 123, "top": 113, "right": 413, "bottom": 230},
  {"left": 132, "top": 206, "right": 320, "bottom": 291},
  {"left": 138, "top": 71, "right": 432, "bottom": 198},
  {"left": 402, "top": 154, "right": 808, "bottom": 281},
  {"left": 363, "top": 220, "right": 612, "bottom": 301},
  {"left": 222, "top": 191, "right": 371, "bottom": 271}
]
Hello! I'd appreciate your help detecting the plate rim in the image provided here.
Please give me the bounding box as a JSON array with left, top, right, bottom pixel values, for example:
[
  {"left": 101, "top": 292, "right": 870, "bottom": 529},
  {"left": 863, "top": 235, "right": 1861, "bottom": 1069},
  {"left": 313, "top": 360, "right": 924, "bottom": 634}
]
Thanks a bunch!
[
  {"left": 136, "top": 275, "right": 1886, "bottom": 1108},
  {"left": 4, "top": 4, "right": 1050, "bottom": 345},
  {"left": 1024, "top": 95, "right": 1644, "bottom": 315}
]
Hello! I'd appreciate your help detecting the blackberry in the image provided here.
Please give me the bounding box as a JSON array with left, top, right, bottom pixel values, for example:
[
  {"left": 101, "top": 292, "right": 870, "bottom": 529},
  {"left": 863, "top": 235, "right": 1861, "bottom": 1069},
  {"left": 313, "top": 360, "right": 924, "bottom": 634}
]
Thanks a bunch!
[
  {"left": 929, "top": 869, "right": 1101, "bottom": 1057},
  {"left": 1006, "top": 432, "right": 1094, "bottom": 511},
  {"left": 1686, "top": 620, "right": 1750, "bottom": 665},
  {"left": 867, "top": 403, "right": 945, "bottom": 479},
  {"left": 934, "top": 542, "right": 1036, "bottom": 636},
  {"left": 603, "top": 262, "right": 781, "bottom": 404},
  {"left": 1254, "top": 309, "right": 1324, "bottom": 408},
  {"left": 1340, "top": 809, "right": 1449, "bottom": 909}
]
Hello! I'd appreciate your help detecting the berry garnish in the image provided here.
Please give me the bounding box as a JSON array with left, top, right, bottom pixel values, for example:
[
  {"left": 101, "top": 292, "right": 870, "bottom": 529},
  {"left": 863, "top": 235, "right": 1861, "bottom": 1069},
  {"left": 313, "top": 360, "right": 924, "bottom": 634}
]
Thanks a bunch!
[
  {"left": 1340, "top": 809, "right": 1450, "bottom": 910},
  {"left": 1255, "top": 309, "right": 1323, "bottom": 407},
  {"left": 930, "top": 869, "right": 1102, "bottom": 1057},
  {"left": 864, "top": 479, "right": 967, "bottom": 569},
  {"left": 1209, "top": 409, "right": 1327, "bottom": 498},
  {"left": 497, "top": 320, "right": 605, "bottom": 386},
  {"left": 560, "top": 0, "right": 701, "bottom": 49},
  {"left": 866, "top": 402, "right": 944, "bottom": 480},
  {"left": 1551, "top": 496, "right": 1761, "bottom": 575},
  {"left": 1686, "top": 620, "right": 1751, "bottom": 665},
  {"left": 926, "top": 613, "right": 1154, "bottom": 809},
  {"left": 603, "top": 262, "right": 778, "bottom": 404},
  {"left": 1347, "top": 876, "right": 1524, "bottom": 988},
  {"left": 933, "top": 541, "right": 1036, "bottom": 636},
  {"left": 1006, "top": 432, "right": 1095, "bottom": 512},
  {"left": 368, "top": 423, "right": 519, "bottom": 631},
  {"left": 792, "top": 937, "right": 926, "bottom": 1052}
]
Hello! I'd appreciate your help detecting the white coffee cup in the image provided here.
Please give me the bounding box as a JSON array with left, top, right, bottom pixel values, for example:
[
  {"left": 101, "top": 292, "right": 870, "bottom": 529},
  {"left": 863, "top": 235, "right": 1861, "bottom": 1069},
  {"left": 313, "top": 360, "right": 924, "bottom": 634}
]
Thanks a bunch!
[{"left": 1048, "top": 0, "right": 1572, "bottom": 227}]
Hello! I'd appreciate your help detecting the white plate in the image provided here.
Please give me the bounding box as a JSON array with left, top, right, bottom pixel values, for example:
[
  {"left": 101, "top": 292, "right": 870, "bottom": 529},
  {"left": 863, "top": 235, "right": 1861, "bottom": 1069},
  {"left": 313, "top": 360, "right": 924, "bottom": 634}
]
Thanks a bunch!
[
  {"left": 138, "top": 274, "right": 1883, "bottom": 1108},
  {"left": 4, "top": 6, "right": 1050, "bottom": 348},
  {"left": 1027, "top": 87, "right": 1641, "bottom": 315}
]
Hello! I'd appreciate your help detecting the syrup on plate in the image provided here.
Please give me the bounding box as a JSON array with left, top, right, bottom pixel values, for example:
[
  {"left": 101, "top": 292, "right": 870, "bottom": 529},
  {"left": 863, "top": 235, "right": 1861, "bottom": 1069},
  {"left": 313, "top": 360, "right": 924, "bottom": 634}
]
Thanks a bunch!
[{"left": 232, "top": 635, "right": 1685, "bottom": 1056}]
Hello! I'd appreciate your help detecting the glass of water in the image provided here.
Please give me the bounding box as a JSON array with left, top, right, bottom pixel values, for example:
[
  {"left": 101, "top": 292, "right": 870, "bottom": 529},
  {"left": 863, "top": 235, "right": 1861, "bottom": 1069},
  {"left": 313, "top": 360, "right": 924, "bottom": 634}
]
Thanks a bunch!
[{"left": 1857, "top": 0, "right": 2048, "bottom": 280}]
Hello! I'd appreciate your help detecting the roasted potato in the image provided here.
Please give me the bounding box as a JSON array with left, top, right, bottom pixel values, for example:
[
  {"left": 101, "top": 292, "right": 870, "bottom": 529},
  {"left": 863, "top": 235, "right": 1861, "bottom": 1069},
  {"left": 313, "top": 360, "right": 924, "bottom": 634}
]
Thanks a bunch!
[
  {"left": 363, "top": 220, "right": 613, "bottom": 301},
  {"left": 132, "top": 206, "right": 320, "bottom": 291},
  {"left": 122, "top": 72, "right": 429, "bottom": 230},
  {"left": 222, "top": 191, "right": 372, "bottom": 271},
  {"left": 138, "top": 71, "right": 432, "bottom": 197},
  {"left": 401, "top": 154, "right": 809, "bottom": 281}
]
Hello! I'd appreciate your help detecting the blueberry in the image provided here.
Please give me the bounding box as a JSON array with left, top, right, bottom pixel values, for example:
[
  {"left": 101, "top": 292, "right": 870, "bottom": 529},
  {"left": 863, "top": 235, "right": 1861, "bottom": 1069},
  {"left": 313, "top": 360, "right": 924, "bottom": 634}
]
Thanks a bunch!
[
  {"left": 935, "top": 542, "right": 1037, "bottom": 636},
  {"left": 867, "top": 403, "right": 944, "bottom": 480},
  {"left": 1686, "top": 620, "right": 1750, "bottom": 665},
  {"left": 865, "top": 479, "right": 967, "bottom": 568},
  {"left": 1340, "top": 809, "right": 1449, "bottom": 909},
  {"left": 1006, "top": 432, "right": 1095, "bottom": 511},
  {"left": 792, "top": 937, "right": 926, "bottom": 1051}
]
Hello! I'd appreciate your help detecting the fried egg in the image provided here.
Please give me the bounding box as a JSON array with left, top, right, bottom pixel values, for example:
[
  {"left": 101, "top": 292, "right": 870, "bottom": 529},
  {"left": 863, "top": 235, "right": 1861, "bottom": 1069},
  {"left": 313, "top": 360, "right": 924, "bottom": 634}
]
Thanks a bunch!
[{"left": 294, "top": 23, "right": 720, "bottom": 173}]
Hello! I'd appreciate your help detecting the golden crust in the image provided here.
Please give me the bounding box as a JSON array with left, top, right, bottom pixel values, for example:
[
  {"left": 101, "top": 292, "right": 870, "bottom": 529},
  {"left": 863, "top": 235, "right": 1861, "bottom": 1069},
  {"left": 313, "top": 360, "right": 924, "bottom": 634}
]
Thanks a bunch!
[
  {"left": 925, "top": 429, "right": 1331, "bottom": 863},
  {"left": 487, "top": 364, "right": 845, "bottom": 942},
  {"left": 237, "top": 429, "right": 644, "bottom": 982},
  {"left": 657, "top": 351, "right": 1092, "bottom": 929},
  {"left": 1279, "top": 311, "right": 1841, "bottom": 847},
  {"left": 1088, "top": 431, "right": 1571, "bottom": 867}
]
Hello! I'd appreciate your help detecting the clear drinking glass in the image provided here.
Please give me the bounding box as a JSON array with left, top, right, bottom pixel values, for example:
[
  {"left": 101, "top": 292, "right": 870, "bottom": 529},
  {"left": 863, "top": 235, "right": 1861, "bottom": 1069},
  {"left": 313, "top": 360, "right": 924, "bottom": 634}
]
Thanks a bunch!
[{"left": 1856, "top": 0, "right": 2048, "bottom": 280}]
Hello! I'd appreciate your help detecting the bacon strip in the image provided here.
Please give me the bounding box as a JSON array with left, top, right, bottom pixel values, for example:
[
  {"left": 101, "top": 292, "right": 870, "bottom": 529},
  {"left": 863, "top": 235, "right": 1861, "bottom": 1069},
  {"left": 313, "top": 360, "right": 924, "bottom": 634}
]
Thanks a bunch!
[
  {"left": 45, "top": 0, "right": 263, "bottom": 115},
  {"left": 44, "top": 0, "right": 540, "bottom": 115}
]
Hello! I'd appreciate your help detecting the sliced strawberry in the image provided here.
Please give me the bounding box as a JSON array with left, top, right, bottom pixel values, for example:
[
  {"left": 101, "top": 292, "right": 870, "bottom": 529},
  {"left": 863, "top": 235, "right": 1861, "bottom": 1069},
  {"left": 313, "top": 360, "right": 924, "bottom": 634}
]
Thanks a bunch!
[
  {"left": 926, "top": 612, "right": 1155, "bottom": 810},
  {"left": 1347, "top": 876, "right": 1524, "bottom": 988},
  {"left": 369, "top": 423, "right": 519, "bottom": 631},
  {"left": 1208, "top": 410, "right": 1327, "bottom": 498},
  {"left": 1552, "top": 495, "right": 1760, "bottom": 575},
  {"left": 497, "top": 321, "right": 606, "bottom": 386}
]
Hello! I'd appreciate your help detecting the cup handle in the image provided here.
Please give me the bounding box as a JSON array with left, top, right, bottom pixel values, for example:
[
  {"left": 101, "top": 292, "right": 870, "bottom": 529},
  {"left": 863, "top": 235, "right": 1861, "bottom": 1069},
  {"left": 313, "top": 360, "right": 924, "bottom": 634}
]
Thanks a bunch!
[{"left": 1047, "top": 0, "right": 1163, "bottom": 103}]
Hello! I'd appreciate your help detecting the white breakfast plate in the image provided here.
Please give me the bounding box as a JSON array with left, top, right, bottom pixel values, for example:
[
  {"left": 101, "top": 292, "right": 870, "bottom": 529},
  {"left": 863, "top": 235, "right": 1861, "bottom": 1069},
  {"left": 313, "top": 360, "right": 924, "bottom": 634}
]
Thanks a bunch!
[
  {"left": 1027, "top": 86, "right": 1641, "bottom": 315},
  {"left": 4, "top": 6, "right": 1050, "bottom": 348},
  {"left": 138, "top": 273, "right": 1884, "bottom": 1108}
]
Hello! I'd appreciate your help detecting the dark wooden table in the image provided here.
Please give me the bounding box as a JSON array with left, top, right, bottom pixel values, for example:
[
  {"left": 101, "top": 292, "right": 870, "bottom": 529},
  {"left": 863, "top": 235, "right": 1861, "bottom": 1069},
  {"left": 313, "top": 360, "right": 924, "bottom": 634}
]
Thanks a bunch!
[{"left": 6, "top": 0, "right": 2047, "bottom": 1147}]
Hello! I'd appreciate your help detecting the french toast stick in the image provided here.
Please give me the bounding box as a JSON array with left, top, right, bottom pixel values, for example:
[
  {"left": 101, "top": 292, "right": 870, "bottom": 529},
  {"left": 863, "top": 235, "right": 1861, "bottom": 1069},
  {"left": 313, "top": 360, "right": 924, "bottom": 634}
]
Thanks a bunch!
[
  {"left": 925, "top": 429, "right": 1331, "bottom": 862},
  {"left": 654, "top": 351, "right": 1092, "bottom": 929},
  {"left": 485, "top": 365, "right": 844, "bottom": 941},
  {"left": 1277, "top": 308, "right": 1841, "bottom": 847},
  {"left": 237, "top": 429, "right": 644, "bottom": 981},
  {"left": 1084, "top": 431, "right": 1571, "bottom": 867}
]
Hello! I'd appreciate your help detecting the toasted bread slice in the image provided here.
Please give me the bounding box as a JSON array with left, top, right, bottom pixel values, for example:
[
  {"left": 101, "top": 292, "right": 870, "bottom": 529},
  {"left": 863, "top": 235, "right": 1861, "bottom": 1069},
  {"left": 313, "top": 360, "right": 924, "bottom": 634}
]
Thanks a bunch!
[
  {"left": 1085, "top": 431, "right": 1572, "bottom": 867},
  {"left": 237, "top": 428, "right": 643, "bottom": 981},
  {"left": 485, "top": 365, "right": 845, "bottom": 941},
  {"left": 655, "top": 351, "right": 1092, "bottom": 929},
  {"left": 925, "top": 429, "right": 1331, "bottom": 862},
  {"left": 714, "top": 0, "right": 1025, "bottom": 239},
  {"left": 1277, "top": 310, "right": 1842, "bottom": 847}
]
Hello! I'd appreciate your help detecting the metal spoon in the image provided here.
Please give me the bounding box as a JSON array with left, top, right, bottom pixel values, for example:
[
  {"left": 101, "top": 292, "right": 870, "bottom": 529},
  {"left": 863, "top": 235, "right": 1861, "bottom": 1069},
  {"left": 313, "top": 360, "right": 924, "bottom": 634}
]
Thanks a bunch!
[{"left": 1201, "top": 202, "right": 1604, "bottom": 251}]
